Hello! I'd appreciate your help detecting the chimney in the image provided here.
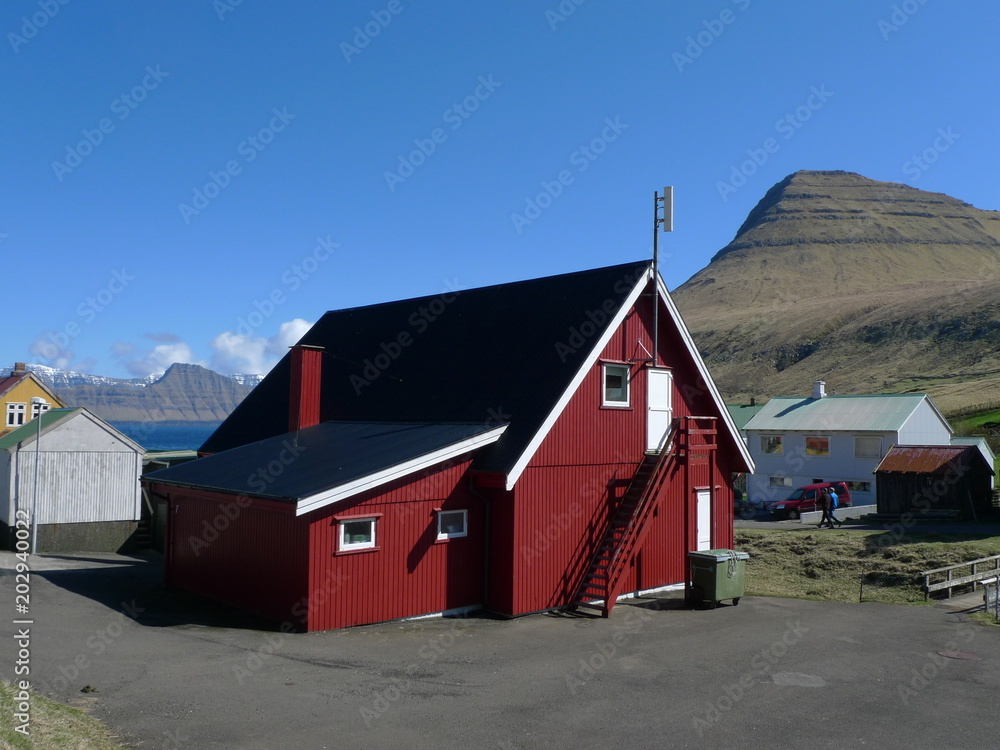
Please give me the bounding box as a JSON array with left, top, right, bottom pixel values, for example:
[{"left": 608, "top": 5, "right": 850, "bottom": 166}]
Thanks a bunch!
[
  {"left": 289, "top": 345, "right": 324, "bottom": 432},
  {"left": 12, "top": 362, "right": 26, "bottom": 375},
  {"left": 812, "top": 380, "right": 826, "bottom": 399}
]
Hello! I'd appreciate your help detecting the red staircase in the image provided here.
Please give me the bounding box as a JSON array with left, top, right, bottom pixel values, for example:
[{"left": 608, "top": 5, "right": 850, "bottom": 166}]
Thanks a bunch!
[{"left": 570, "top": 416, "right": 717, "bottom": 617}]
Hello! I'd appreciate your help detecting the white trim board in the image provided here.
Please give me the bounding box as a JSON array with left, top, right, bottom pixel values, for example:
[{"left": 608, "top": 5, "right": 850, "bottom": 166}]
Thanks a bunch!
[{"left": 296, "top": 425, "right": 508, "bottom": 516}]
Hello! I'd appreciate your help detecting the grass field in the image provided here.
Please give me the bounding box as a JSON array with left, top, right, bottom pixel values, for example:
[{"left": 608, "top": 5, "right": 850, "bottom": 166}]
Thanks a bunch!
[
  {"left": 735, "top": 528, "right": 1000, "bottom": 605},
  {"left": 0, "top": 682, "right": 128, "bottom": 750},
  {"left": 955, "top": 408, "right": 1000, "bottom": 431}
]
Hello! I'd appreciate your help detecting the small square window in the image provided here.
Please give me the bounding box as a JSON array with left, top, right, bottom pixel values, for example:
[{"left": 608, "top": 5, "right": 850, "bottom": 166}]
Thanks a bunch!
[
  {"left": 339, "top": 517, "right": 376, "bottom": 551},
  {"left": 437, "top": 509, "right": 468, "bottom": 540},
  {"left": 805, "top": 436, "right": 829, "bottom": 456},
  {"left": 760, "top": 435, "right": 783, "bottom": 455},
  {"left": 602, "top": 364, "right": 629, "bottom": 406},
  {"left": 855, "top": 436, "right": 882, "bottom": 459},
  {"left": 30, "top": 401, "right": 50, "bottom": 419},
  {"left": 769, "top": 475, "right": 793, "bottom": 488}
]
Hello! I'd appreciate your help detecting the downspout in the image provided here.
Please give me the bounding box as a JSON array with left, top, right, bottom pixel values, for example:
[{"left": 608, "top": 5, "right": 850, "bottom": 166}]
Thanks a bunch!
[{"left": 468, "top": 475, "right": 492, "bottom": 612}]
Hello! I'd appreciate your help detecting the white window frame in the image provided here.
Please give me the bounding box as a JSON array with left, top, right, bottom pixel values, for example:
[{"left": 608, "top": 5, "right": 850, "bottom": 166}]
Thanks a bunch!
[
  {"left": 769, "top": 475, "right": 793, "bottom": 488},
  {"left": 338, "top": 517, "right": 377, "bottom": 552},
  {"left": 804, "top": 436, "right": 830, "bottom": 457},
  {"left": 855, "top": 436, "right": 882, "bottom": 459},
  {"left": 436, "top": 509, "right": 468, "bottom": 541},
  {"left": 760, "top": 435, "right": 783, "bottom": 455},
  {"left": 30, "top": 401, "right": 51, "bottom": 419},
  {"left": 602, "top": 363, "right": 630, "bottom": 407},
  {"left": 6, "top": 402, "right": 26, "bottom": 428}
]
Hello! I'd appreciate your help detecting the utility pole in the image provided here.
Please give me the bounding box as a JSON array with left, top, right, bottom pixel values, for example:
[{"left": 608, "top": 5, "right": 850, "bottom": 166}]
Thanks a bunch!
[{"left": 653, "top": 186, "right": 673, "bottom": 366}]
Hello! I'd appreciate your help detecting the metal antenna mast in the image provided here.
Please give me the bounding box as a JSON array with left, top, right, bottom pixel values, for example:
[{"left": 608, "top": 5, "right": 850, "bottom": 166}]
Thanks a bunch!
[{"left": 653, "top": 186, "right": 673, "bottom": 367}]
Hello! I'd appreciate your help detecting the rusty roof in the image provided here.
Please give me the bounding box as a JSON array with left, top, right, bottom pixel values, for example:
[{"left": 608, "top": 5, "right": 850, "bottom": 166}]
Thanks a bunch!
[{"left": 875, "top": 445, "right": 994, "bottom": 476}]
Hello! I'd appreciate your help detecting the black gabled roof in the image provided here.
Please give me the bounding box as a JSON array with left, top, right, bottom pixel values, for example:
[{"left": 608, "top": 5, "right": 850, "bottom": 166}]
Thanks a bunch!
[
  {"left": 201, "top": 260, "right": 652, "bottom": 475},
  {"left": 147, "top": 421, "right": 505, "bottom": 503}
]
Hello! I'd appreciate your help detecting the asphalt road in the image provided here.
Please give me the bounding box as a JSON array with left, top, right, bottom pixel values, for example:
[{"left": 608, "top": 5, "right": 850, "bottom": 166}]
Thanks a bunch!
[{"left": 2, "top": 551, "right": 998, "bottom": 750}]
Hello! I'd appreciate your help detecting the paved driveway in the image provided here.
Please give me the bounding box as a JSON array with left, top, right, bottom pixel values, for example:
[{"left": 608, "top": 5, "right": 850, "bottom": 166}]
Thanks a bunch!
[{"left": 2, "top": 552, "right": 998, "bottom": 750}]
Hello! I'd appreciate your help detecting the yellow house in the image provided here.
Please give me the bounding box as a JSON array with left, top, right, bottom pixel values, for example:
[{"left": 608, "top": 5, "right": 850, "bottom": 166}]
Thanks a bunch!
[{"left": 0, "top": 363, "right": 66, "bottom": 435}]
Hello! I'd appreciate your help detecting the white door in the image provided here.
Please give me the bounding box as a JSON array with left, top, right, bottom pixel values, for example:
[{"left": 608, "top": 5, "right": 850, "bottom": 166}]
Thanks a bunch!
[
  {"left": 696, "top": 490, "right": 712, "bottom": 551},
  {"left": 646, "top": 368, "right": 673, "bottom": 451}
]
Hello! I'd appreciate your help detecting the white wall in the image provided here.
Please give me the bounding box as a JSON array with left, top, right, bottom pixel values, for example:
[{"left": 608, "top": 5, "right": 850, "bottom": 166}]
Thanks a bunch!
[
  {"left": 898, "top": 400, "right": 952, "bottom": 446},
  {"left": 746, "top": 430, "right": 896, "bottom": 507}
]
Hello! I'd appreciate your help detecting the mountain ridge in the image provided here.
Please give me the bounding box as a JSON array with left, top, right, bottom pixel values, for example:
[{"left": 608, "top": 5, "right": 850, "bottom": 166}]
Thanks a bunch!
[{"left": 672, "top": 170, "right": 1000, "bottom": 412}]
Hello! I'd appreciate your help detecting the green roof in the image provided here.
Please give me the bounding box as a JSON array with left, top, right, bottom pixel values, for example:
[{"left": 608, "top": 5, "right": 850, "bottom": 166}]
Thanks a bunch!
[
  {"left": 727, "top": 403, "right": 766, "bottom": 431},
  {"left": 0, "top": 408, "right": 79, "bottom": 451},
  {"left": 743, "top": 394, "right": 939, "bottom": 433}
]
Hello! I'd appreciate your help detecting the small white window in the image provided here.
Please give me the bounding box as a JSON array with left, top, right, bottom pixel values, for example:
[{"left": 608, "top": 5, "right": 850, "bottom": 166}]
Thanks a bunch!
[
  {"left": 602, "top": 364, "right": 630, "bottom": 406},
  {"left": 855, "top": 436, "right": 882, "bottom": 459},
  {"left": 437, "top": 510, "right": 468, "bottom": 540},
  {"left": 30, "top": 401, "right": 51, "bottom": 419},
  {"left": 769, "top": 475, "right": 793, "bottom": 488},
  {"left": 760, "top": 435, "right": 783, "bottom": 455},
  {"left": 6, "top": 403, "right": 26, "bottom": 427},
  {"left": 805, "top": 436, "right": 830, "bottom": 457},
  {"left": 339, "top": 517, "right": 376, "bottom": 551}
]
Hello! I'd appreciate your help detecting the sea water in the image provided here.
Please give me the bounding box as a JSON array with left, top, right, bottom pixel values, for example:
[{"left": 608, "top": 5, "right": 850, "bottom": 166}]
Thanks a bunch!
[{"left": 111, "top": 422, "right": 221, "bottom": 451}]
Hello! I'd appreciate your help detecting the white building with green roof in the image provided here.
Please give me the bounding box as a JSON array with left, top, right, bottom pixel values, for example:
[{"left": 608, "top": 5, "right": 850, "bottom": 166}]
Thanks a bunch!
[
  {"left": 0, "top": 407, "right": 144, "bottom": 552},
  {"left": 743, "top": 382, "right": 952, "bottom": 507}
]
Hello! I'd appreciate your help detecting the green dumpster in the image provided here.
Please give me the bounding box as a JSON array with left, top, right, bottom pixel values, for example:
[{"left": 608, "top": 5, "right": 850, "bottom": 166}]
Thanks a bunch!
[{"left": 688, "top": 549, "right": 749, "bottom": 609}]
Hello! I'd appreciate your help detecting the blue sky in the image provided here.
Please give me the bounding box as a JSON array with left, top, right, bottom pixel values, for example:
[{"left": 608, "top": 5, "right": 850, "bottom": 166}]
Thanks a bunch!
[{"left": 3, "top": 0, "right": 998, "bottom": 378}]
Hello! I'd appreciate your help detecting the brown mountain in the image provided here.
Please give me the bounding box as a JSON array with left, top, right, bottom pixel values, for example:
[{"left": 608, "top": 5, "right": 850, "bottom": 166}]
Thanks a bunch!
[
  {"left": 671, "top": 170, "right": 1000, "bottom": 412},
  {"left": 57, "top": 363, "right": 254, "bottom": 422}
]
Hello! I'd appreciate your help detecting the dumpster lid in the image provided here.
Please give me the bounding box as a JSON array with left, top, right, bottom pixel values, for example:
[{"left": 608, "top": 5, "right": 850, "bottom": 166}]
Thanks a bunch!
[{"left": 688, "top": 549, "right": 750, "bottom": 561}]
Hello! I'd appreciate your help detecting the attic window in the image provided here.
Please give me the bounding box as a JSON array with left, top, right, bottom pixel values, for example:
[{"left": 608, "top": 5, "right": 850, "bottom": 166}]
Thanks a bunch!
[
  {"left": 30, "top": 401, "right": 51, "bottom": 419},
  {"left": 6, "top": 403, "right": 26, "bottom": 428},
  {"left": 602, "top": 364, "right": 630, "bottom": 407}
]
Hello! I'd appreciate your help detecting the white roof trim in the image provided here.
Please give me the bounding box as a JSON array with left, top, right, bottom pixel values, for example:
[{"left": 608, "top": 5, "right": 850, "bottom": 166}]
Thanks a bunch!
[
  {"left": 656, "top": 274, "right": 755, "bottom": 474},
  {"left": 503, "top": 268, "right": 654, "bottom": 491},
  {"left": 295, "top": 424, "right": 507, "bottom": 516}
]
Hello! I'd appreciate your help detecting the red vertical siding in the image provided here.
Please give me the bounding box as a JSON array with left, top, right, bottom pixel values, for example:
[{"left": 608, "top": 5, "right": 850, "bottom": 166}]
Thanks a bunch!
[
  {"left": 506, "top": 282, "right": 740, "bottom": 615},
  {"left": 305, "top": 458, "right": 485, "bottom": 630},
  {"left": 163, "top": 487, "right": 309, "bottom": 626},
  {"left": 289, "top": 345, "right": 323, "bottom": 432}
]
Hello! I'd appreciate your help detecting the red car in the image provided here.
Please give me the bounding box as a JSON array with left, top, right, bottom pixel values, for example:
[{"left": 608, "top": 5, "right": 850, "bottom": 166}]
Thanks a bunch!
[{"left": 771, "top": 482, "right": 852, "bottom": 520}]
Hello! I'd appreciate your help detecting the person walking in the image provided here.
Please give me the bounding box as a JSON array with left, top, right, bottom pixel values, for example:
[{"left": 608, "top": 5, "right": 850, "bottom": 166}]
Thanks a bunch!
[
  {"left": 818, "top": 488, "right": 835, "bottom": 529},
  {"left": 828, "top": 484, "right": 843, "bottom": 527}
]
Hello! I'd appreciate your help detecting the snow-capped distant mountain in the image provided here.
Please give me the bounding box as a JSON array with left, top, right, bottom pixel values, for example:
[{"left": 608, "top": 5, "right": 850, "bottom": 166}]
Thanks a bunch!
[
  {"left": 230, "top": 373, "right": 265, "bottom": 387},
  {"left": 15, "top": 364, "right": 262, "bottom": 390}
]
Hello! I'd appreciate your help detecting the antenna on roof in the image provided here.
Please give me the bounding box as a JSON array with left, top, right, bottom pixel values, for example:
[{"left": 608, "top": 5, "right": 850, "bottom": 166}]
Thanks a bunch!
[{"left": 653, "top": 187, "right": 673, "bottom": 367}]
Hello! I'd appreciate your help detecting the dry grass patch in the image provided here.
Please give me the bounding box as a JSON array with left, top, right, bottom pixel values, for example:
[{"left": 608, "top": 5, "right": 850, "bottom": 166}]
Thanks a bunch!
[
  {"left": 735, "top": 529, "right": 1000, "bottom": 604},
  {"left": 0, "top": 682, "right": 129, "bottom": 750}
]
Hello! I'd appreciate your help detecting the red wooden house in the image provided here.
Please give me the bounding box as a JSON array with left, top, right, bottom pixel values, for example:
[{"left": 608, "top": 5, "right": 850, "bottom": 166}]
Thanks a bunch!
[{"left": 143, "top": 261, "right": 753, "bottom": 630}]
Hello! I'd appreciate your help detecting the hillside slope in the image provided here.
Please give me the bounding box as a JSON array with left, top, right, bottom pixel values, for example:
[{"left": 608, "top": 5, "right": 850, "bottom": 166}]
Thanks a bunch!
[{"left": 671, "top": 170, "right": 1000, "bottom": 411}]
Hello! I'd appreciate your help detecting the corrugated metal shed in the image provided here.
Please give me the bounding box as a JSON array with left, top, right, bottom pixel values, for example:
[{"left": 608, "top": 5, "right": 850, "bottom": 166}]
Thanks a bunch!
[
  {"left": 875, "top": 445, "right": 993, "bottom": 475},
  {"left": 744, "top": 394, "right": 930, "bottom": 432}
]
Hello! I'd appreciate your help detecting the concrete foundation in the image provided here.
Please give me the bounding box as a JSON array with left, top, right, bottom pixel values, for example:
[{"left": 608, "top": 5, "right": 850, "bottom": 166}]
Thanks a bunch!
[{"left": 1, "top": 520, "right": 139, "bottom": 553}]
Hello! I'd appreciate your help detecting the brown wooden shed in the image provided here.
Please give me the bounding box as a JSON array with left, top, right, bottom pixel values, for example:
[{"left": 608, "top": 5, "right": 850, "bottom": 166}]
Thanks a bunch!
[{"left": 875, "top": 445, "right": 994, "bottom": 520}]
